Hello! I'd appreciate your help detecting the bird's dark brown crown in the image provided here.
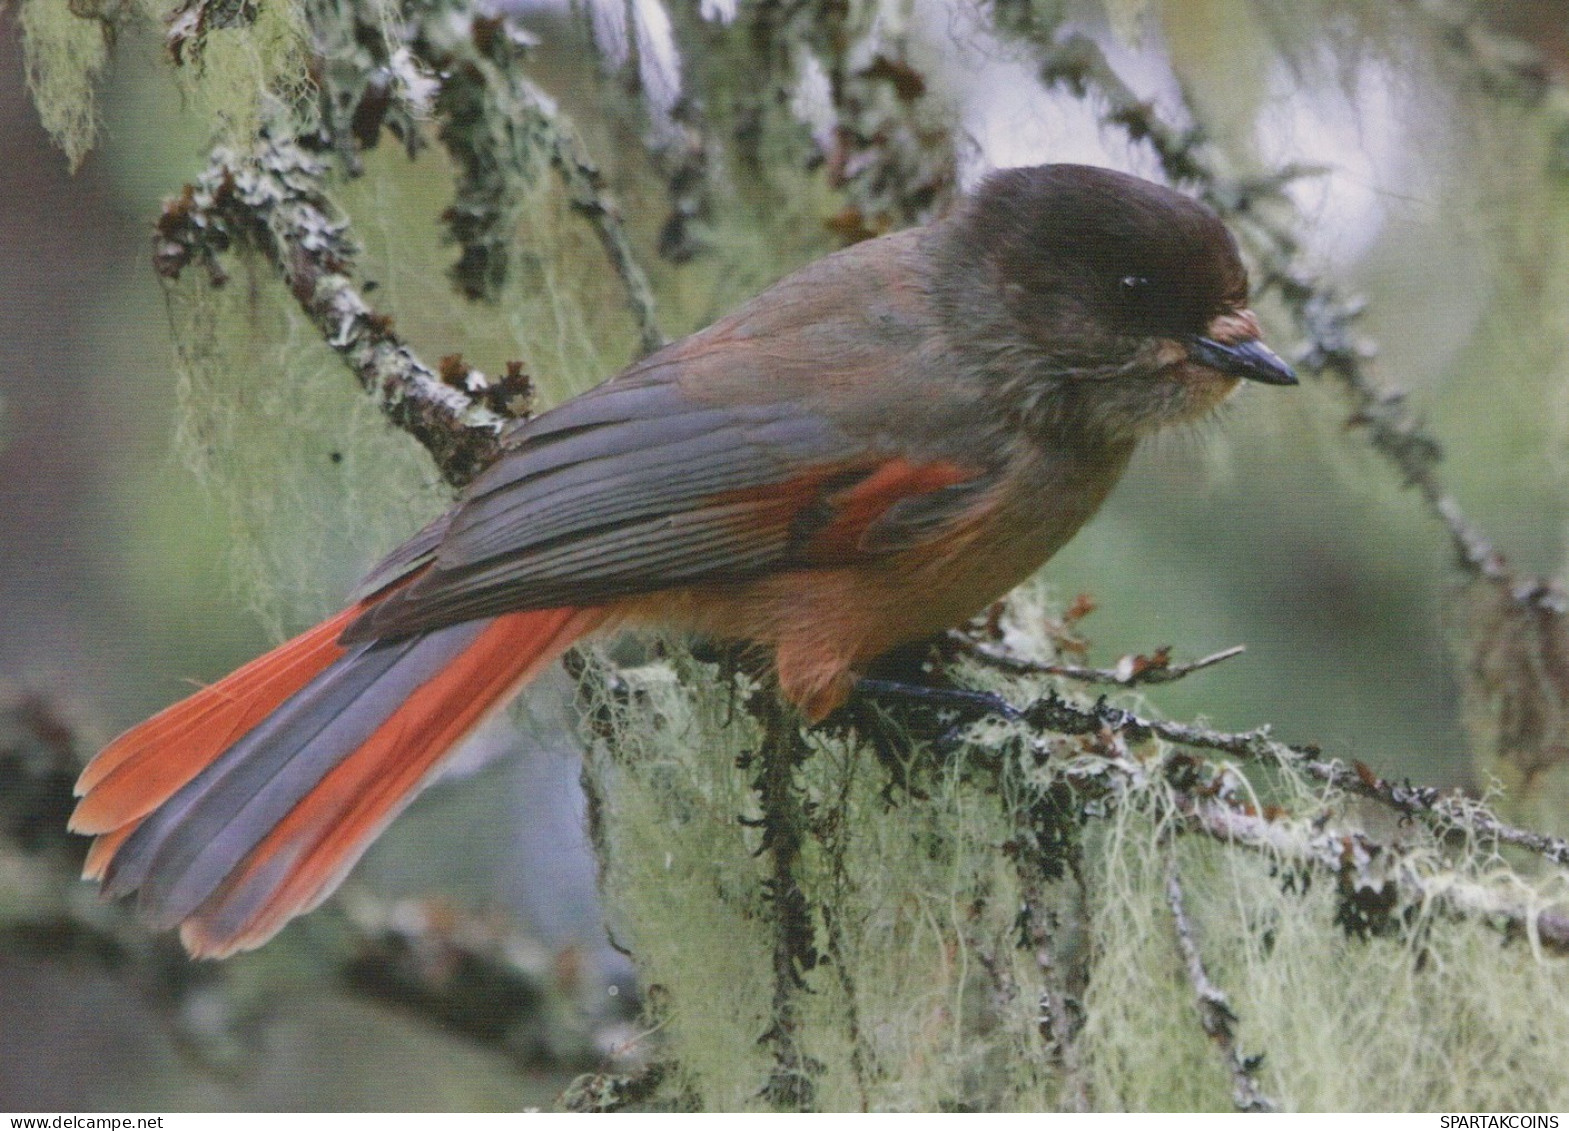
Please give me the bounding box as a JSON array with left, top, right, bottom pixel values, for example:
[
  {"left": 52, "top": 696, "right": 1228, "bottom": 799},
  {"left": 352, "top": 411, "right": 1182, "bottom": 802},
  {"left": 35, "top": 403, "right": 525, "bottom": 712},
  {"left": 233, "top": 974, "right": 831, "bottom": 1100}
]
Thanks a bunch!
[{"left": 944, "top": 163, "right": 1250, "bottom": 361}]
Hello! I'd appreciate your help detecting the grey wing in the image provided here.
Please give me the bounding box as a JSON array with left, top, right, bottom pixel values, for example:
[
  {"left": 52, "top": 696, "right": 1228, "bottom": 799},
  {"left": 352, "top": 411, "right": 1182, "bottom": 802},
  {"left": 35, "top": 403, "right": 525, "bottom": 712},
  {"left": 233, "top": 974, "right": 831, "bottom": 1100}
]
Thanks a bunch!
[{"left": 342, "top": 377, "right": 882, "bottom": 643}]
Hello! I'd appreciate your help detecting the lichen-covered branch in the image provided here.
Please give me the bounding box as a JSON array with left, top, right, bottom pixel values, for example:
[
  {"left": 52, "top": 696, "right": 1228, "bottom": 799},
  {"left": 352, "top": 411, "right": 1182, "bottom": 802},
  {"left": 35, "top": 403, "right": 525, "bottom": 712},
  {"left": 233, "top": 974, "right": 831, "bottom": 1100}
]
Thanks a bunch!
[
  {"left": 1146, "top": 710, "right": 1569, "bottom": 871},
  {"left": 1184, "top": 796, "right": 1569, "bottom": 955},
  {"left": 152, "top": 133, "right": 518, "bottom": 488},
  {"left": 955, "top": 682, "right": 1569, "bottom": 956},
  {"left": 1164, "top": 854, "right": 1276, "bottom": 1113},
  {"left": 956, "top": 663, "right": 1569, "bottom": 874},
  {"left": 153, "top": 0, "right": 663, "bottom": 493}
]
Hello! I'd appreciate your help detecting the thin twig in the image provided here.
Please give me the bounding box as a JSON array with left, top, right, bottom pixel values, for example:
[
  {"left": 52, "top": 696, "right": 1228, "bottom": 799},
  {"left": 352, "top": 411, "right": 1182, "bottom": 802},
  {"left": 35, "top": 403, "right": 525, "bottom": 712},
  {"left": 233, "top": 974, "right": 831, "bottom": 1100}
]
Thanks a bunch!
[
  {"left": 1163, "top": 852, "right": 1277, "bottom": 1112},
  {"left": 954, "top": 634, "right": 1246, "bottom": 687}
]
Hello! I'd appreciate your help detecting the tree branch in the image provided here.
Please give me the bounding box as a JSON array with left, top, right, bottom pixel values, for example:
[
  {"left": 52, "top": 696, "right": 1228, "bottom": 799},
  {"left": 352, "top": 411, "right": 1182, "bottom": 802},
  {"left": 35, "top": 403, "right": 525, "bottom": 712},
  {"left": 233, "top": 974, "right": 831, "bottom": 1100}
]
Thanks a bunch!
[
  {"left": 953, "top": 633, "right": 1247, "bottom": 688},
  {"left": 1164, "top": 853, "right": 1276, "bottom": 1113},
  {"left": 973, "top": 676, "right": 1569, "bottom": 873},
  {"left": 152, "top": 132, "right": 517, "bottom": 488},
  {"left": 964, "top": 685, "right": 1569, "bottom": 956}
]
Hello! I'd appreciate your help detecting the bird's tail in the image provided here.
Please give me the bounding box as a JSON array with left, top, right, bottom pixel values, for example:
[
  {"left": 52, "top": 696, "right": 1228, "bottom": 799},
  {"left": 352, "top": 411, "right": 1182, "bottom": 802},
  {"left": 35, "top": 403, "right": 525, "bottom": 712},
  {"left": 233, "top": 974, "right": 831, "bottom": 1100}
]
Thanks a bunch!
[{"left": 71, "top": 596, "right": 607, "bottom": 958}]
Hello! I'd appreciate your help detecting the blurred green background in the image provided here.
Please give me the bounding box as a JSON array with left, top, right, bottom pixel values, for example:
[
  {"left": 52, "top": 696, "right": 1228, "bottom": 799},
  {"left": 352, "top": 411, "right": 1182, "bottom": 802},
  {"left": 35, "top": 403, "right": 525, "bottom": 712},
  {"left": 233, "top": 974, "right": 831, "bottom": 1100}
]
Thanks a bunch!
[{"left": 4, "top": 0, "right": 1569, "bottom": 1110}]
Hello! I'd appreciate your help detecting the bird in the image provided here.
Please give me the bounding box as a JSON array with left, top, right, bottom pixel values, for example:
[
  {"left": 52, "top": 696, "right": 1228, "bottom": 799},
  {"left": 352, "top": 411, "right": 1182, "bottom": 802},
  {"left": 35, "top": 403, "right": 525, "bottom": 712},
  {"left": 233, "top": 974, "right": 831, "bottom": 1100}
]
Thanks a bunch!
[{"left": 71, "top": 163, "right": 1296, "bottom": 958}]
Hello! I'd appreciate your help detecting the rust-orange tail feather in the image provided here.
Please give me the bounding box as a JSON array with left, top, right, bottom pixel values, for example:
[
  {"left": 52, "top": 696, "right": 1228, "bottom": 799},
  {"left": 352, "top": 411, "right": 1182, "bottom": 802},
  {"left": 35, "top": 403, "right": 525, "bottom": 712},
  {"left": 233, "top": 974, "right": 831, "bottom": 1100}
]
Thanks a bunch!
[{"left": 72, "top": 602, "right": 606, "bottom": 958}]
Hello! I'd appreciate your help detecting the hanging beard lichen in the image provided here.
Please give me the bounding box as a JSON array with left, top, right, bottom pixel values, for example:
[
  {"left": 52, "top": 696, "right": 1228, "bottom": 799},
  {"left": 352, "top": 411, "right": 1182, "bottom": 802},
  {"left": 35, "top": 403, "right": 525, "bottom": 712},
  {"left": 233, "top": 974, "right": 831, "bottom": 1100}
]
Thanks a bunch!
[
  {"left": 573, "top": 586, "right": 1569, "bottom": 1112},
  {"left": 578, "top": 640, "right": 1064, "bottom": 1111},
  {"left": 163, "top": 259, "right": 449, "bottom": 637},
  {"left": 18, "top": 0, "right": 112, "bottom": 170},
  {"left": 21, "top": 0, "right": 309, "bottom": 169}
]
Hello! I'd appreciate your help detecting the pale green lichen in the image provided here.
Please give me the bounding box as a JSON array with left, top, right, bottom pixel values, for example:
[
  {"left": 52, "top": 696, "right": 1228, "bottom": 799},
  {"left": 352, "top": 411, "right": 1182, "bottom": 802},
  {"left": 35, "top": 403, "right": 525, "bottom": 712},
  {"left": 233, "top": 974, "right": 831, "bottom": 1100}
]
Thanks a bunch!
[
  {"left": 174, "top": 0, "right": 310, "bottom": 147},
  {"left": 577, "top": 587, "right": 1569, "bottom": 1111},
  {"left": 580, "top": 638, "right": 1088, "bottom": 1110},
  {"left": 19, "top": 0, "right": 308, "bottom": 168},
  {"left": 19, "top": 0, "right": 111, "bottom": 170},
  {"left": 164, "top": 262, "right": 449, "bottom": 636},
  {"left": 1078, "top": 802, "right": 1569, "bottom": 1110}
]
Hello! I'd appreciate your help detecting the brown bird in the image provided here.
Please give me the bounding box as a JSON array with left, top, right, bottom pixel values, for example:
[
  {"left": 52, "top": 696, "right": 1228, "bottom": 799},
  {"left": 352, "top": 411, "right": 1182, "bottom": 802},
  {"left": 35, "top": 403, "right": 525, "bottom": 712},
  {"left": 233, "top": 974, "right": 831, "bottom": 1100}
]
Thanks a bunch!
[{"left": 71, "top": 163, "right": 1295, "bottom": 957}]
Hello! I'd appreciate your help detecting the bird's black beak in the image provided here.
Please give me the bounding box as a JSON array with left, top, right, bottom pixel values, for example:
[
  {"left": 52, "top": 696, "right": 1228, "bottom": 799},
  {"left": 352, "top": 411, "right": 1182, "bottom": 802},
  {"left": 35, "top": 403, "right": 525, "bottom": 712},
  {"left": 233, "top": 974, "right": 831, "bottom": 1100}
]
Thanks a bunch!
[{"left": 1187, "top": 336, "right": 1298, "bottom": 386}]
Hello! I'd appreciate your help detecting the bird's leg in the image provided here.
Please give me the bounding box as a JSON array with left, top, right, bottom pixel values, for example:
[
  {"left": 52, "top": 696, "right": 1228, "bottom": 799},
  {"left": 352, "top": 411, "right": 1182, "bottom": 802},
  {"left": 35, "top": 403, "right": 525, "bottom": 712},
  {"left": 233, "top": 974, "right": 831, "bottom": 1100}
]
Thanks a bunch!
[
  {"left": 854, "top": 677, "right": 1021, "bottom": 722},
  {"left": 853, "top": 639, "right": 1022, "bottom": 723},
  {"left": 815, "top": 641, "right": 1022, "bottom": 794}
]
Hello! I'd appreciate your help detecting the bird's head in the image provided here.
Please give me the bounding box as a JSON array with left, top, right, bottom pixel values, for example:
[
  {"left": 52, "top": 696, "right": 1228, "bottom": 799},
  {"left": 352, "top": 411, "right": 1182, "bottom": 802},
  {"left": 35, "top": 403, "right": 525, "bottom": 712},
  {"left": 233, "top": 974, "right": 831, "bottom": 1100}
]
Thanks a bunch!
[{"left": 934, "top": 163, "right": 1295, "bottom": 444}]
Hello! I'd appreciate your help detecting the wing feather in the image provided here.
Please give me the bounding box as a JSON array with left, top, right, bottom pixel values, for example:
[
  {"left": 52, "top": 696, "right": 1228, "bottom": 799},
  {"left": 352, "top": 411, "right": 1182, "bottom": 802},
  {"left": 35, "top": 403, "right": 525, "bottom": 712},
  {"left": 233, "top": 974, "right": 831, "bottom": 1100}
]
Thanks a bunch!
[{"left": 345, "top": 364, "right": 995, "bottom": 644}]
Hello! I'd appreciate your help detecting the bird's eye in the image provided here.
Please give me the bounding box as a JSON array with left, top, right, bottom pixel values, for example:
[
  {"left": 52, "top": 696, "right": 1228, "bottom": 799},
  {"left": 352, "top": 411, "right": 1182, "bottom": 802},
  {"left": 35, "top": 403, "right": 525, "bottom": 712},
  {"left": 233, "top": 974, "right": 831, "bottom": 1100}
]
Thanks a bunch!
[{"left": 1119, "top": 275, "right": 1152, "bottom": 299}]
